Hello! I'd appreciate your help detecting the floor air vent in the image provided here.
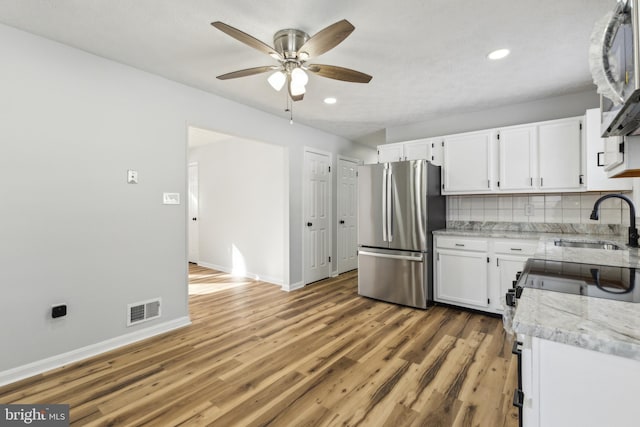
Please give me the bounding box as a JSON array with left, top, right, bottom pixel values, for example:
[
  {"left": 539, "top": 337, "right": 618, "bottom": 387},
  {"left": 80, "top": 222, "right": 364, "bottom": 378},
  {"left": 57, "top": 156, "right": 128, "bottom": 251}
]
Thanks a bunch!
[{"left": 127, "top": 298, "right": 161, "bottom": 327}]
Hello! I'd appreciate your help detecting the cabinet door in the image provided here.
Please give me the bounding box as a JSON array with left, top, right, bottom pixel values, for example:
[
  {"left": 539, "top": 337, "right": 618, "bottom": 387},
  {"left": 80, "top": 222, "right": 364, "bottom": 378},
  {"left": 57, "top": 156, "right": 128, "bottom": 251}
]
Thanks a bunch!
[
  {"left": 378, "top": 143, "right": 404, "bottom": 163},
  {"left": 442, "top": 131, "right": 493, "bottom": 193},
  {"left": 537, "top": 118, "right": 583, "bottom": 190},
  {"left": 435, "top": 248, "right": 488, "bottom": 308},
  {"left": 585, "top": 109, "right": 632, "bottom": 190},
  {"left": 498, "top": 125, "right": 536, "bottom": 191},
  {"left": 403, "top": 139, "right": 430, "bottom": 161}
]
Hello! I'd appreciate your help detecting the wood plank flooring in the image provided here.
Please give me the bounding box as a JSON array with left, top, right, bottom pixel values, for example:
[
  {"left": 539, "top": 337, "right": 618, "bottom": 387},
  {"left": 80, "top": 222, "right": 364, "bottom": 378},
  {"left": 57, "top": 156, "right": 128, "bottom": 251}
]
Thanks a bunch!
[{"left": 0, "top": 265, "right": 519, "bottom": 426}]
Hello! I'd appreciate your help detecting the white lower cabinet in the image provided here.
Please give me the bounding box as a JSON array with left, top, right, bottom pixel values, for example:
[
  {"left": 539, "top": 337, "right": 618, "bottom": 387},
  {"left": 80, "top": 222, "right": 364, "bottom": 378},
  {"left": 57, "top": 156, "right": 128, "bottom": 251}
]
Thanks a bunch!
[
  {"left": 518, "top": 336, "right": 640, "bottom": 427},
  {"left": 434, "top": 235, "right": 537, "bottom": 314},
  {"left": 435, "top": 247, "right": 489, "bottom": 310}
]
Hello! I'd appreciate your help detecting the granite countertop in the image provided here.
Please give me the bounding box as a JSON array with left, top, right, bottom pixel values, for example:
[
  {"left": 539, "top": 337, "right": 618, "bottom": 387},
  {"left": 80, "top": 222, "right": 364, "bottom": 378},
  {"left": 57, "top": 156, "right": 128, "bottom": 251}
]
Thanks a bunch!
[{"left": 436, "top": 227, "right": 640, "bottom": 361}]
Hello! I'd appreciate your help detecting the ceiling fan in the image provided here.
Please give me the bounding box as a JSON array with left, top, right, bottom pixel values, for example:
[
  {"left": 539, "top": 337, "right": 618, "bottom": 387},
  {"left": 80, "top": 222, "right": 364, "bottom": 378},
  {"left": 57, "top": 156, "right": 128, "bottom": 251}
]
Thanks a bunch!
[{"left": 211, "top": 19, "right": 372, "bottom": 102}]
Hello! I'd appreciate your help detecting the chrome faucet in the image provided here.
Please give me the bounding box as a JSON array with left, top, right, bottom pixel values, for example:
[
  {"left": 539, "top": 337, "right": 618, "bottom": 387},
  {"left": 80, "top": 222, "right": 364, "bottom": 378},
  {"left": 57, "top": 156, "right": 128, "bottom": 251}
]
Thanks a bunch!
[{"left": 590, "top": 194, "right": 639, "bottom": 247}]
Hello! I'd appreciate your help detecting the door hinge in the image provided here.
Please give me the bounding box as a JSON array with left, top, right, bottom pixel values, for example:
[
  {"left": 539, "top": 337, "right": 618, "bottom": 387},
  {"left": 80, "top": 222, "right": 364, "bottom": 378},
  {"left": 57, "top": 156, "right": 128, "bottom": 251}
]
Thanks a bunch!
[
  {"left": 441, "top": 141, "right": 444, "bottom": 146},
  {"left": 356, "top": 171, "right": 359, "bottom": 177},
  {"left": 579, "top": 123, "right": 582, "bottom": 130},
  {"left": 497, "top": 258, "right": 499, "bottom": 267},
  {"left": 497, "top": 180, "right": 500, "bottom": 188},
  {"left": 579, "top": 174, "right": 584, "bottom": 185},
  {"left": 619, "top": 141, "right": 625, "bottom": 153},
  {"left": 377, "top": 150, "right": 380, "bottom": 155},
  {"left": 497, "top": 133, "right": 500, "bottom": 140},
  {"left": 487, "top": 180, "right": 490, "bottom": 188},
  {"left": 328, "top": 166, "right": 331, "bottom": 172},
  {"left": 328, "top": 256, "right": 331, "bottom": 262},
  {"left": 488, "top": 298, "right": 490, "bottom": 304},
  {"left": 442, "top": 184, "right": 445, "bottom": 190},
  {"left": 432, "top": 142, "right": 435, "bottom": 148},
  {"left": 487, "top": 257, "right": 490, "bottom": 263}
]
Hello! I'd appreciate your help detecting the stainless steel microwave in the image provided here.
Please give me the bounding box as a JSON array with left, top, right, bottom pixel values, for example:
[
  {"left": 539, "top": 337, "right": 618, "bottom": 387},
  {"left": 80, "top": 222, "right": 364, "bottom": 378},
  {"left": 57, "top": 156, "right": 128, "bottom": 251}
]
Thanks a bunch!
[{"left": 595, "top": 0, "right": 640, "bottom": 137}]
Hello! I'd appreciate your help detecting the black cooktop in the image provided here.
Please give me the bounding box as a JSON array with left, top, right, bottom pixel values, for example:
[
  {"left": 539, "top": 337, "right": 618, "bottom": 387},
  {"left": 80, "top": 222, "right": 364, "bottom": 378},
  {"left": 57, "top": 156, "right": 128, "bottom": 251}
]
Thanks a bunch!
[{"left": 518, "top": 258, "right": 640, "bottom": 303}]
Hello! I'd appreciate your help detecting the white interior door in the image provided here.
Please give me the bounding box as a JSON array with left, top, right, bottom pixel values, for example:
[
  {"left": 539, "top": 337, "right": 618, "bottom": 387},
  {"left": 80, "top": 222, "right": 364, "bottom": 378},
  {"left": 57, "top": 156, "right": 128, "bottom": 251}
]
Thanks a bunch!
[
  {"left": 304, "top": 149, "right": 331, "bottom": 284},
  {"left": 188, "top": 162, "right": 199, "bottom": 263},
  {"left": 337, "top": 157, "right": 358, "bottom": 274}
]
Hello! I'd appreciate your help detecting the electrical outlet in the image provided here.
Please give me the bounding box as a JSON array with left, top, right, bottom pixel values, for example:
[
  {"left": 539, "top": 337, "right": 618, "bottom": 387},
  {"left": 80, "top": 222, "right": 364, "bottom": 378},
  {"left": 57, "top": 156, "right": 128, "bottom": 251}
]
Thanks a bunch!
[
  {"left": 525, "top": 203, "right": 534, "bottom": 216},
  {"left": 52, "top": 304, "right": 67, "bottom": 319}
]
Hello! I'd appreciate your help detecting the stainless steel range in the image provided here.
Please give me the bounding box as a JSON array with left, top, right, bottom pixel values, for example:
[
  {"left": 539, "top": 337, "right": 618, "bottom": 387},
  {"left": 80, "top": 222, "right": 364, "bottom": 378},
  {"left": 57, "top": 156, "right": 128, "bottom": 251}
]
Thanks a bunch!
[{"left": 506, "top": 258, "right": 640, "bottom": 306}]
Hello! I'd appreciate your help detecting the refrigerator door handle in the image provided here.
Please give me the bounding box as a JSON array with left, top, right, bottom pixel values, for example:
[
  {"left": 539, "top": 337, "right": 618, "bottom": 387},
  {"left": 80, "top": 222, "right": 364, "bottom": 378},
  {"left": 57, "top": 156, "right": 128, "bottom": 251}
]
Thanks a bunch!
[
  {"left": 382, "top": 166, "right": 388, "bottom": 241},
  {"left": 387, "top": 168, "right": 393, "bottom": 242},
  {"left": 358, "top": 250, "right": 423, "bottom": 262}
]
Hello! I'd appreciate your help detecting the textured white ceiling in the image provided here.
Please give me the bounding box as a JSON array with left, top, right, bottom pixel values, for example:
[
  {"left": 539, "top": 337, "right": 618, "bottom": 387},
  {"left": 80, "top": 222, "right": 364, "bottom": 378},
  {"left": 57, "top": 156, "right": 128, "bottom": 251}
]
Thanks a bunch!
[{"left": 0, "top": 0, "right": 613, "bottom": 141}]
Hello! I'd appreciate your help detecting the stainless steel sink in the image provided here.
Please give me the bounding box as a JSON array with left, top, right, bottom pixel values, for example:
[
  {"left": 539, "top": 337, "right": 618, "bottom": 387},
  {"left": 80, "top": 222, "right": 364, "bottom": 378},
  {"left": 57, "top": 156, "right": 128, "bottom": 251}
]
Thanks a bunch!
[{"left": 553, "top": 239, "right": 622, "bottom": 250}]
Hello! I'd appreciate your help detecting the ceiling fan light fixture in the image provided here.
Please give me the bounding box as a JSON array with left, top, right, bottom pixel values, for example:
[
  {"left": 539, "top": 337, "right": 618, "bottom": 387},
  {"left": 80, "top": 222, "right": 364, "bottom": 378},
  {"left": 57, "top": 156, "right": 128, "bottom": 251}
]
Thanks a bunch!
[
  {"left": 298, "top": 51, "right": 310, "bottom": 60},
  {"left": 267, "top": 70, "right": 286, "bottom": 91},
  {"left": 291, "top": 67, "right": 309, "bottom": 86},
  {"left": 487, "top": 48, "right": 510, "bottom": 60}
]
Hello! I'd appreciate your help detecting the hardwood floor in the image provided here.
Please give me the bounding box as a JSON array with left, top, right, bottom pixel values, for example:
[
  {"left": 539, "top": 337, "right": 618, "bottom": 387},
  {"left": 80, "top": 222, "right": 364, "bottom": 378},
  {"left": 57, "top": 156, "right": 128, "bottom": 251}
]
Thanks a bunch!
[{"left": 0, "top": 265, "right": 519, "bottom": 426}]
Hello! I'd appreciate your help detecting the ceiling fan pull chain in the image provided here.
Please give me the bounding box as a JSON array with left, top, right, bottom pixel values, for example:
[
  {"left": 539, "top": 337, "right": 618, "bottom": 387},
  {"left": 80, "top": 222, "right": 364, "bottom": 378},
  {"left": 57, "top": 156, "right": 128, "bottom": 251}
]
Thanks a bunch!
[{"left": 289, "top": 99, "right": 294, "bottom": 125}]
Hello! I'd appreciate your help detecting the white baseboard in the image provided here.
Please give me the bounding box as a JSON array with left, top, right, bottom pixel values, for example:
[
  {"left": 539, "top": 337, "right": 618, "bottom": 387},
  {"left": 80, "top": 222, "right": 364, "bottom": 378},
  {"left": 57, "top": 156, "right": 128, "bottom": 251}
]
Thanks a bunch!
[
  {"left": 196, "top": 261, "right": 283, "bottom": 286},
  {"left": 283, "top": 281, "right": 305, "bottom": 292},
  {"left": 0, "top": 316, "right": 191, "bottom": 387}
]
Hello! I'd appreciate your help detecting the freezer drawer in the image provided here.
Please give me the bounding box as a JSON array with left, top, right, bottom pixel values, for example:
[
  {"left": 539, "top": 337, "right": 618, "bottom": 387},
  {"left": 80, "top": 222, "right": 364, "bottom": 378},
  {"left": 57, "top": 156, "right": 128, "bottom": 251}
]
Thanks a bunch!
[{"left": 357, "top": 248, "right": 427, "bottom": 309}]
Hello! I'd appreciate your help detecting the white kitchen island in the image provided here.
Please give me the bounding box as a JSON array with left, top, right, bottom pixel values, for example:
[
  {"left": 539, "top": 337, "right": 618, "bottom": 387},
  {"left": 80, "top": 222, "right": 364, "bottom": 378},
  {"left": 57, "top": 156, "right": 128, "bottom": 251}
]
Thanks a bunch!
[{"left": 512, "top": 237, "right": 640, "bottom": 427}]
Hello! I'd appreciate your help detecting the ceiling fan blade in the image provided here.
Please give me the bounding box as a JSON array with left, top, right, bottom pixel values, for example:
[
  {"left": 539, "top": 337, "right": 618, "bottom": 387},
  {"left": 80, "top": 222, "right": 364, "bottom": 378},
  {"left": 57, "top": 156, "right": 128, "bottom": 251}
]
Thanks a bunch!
[
  {"left": 211, "top": 21, "right": 283, "bottom": 60},
  {"left": 297, "top": 19, "right": 355, "bottom": 59},
  {"left": 216, "top": 66, "right": 278, "bottom": 80},
  {"left": 307, "top": 64, "right": 372, "bottom": 83}
]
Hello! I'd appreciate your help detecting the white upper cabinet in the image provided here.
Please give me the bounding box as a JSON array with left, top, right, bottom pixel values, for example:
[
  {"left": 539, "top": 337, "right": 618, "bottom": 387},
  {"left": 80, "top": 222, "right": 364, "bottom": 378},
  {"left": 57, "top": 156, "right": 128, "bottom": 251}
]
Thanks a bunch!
[
  {"left": 497, "top": 125, "right": 536, "bottom": 191},
  {"left": 377, "top": 138, "right": 443, "bottom": 165},
  {"left": 442, "top": 130, "right": 493, "bottom": 194},
  {"left": 377, "top": 142, "right": 404, "bottom": 163},
  {"left": 403, "top": 139, "right": 430, "bottom": 160},
  {"left": 585, "top": 108, "right": 632, "bottom": 190},
  {"left": 382, "top": 114, "right": 591, "bottom": 194},
  {"left": 537, "top": 117, "right": 583, "bottom": 191}
]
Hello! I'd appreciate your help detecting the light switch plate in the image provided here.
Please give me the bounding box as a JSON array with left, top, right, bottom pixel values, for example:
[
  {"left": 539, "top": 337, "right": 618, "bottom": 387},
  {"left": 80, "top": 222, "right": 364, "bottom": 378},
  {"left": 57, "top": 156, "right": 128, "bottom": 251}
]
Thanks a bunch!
[
  {"left": 163, "top": 193, "right": 180, "bottom": 205},
  {"left": 127, "top": 169, "right": 138, "bottom": 184}
]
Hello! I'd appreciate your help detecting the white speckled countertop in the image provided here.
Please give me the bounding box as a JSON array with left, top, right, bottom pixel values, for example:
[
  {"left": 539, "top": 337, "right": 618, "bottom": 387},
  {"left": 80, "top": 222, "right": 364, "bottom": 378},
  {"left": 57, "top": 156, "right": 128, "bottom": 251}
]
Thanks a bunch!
[{"left": 434, "top": 228, "right": 640, "bottom": 360}]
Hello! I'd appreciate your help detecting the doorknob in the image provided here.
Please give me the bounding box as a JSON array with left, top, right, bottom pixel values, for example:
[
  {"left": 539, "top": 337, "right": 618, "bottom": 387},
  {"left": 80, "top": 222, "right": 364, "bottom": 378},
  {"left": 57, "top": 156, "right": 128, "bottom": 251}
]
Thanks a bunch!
[
  {"left": 339, "top": 220, "right": 345, "bottom": 224},
  {"left": 192, "top": 217, "right": 197, "bottom": 221},
  {"left": 307, "top": 222, "right": 313, "bottom": 227}
]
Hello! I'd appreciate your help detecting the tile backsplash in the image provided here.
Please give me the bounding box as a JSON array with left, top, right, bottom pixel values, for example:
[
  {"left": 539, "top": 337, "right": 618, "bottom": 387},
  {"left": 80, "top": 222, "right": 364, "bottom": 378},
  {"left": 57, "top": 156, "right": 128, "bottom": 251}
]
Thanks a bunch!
[{"left": 447, "top": 192, "right": 632, "bottom": 226}]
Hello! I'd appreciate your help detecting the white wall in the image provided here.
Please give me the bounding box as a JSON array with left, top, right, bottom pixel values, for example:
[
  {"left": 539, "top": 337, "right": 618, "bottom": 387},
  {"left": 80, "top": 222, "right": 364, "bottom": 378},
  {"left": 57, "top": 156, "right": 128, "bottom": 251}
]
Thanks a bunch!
[
  {"left": 386, "top": 90, "right": 599, "bottom": 142},
  {"left": 189, "top": 134, "right": 286, "bottom": 285},
  {"left": 0, "top": 23, "right": 374, "bottom": 381}
]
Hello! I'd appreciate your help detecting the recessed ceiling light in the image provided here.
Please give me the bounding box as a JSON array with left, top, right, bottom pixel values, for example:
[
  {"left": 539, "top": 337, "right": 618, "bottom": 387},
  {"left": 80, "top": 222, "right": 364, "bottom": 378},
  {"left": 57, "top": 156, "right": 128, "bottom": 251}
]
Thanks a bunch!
[
  {"left": 487, "top": 48, "right": 510, "bottom": 60},
  {"left": 324, "top": 97, "right": 337, "bottom": 105}
]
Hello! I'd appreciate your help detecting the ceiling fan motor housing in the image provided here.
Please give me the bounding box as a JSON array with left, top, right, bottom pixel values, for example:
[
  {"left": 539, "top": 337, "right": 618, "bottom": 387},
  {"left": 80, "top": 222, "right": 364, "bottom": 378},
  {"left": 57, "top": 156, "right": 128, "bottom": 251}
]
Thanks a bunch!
[{"left": 273, "top": 29, "right": 309, "bottom": 60}]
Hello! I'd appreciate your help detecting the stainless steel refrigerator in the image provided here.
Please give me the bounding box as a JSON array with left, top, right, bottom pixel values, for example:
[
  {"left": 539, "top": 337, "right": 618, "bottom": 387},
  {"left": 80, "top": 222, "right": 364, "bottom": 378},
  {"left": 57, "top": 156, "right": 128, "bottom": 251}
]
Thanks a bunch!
[{"left": 357, "top": 160, "right": 445, "bottom": 309}]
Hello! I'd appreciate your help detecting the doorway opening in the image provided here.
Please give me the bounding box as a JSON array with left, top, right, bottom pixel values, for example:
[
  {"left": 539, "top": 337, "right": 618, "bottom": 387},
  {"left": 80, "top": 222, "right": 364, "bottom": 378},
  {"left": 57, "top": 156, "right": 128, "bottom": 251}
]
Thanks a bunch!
[{"left": 187, "top": 126, "right": 288, "bottom": 288}]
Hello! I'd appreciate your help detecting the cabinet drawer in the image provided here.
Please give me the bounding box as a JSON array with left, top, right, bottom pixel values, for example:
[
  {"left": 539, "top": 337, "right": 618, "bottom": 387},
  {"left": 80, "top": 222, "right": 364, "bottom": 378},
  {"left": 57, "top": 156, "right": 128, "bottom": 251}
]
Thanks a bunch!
[
  {"left": 494, "top": 240, "right": 538, "bottom": 255},
  {"left": 436, "top": 237, "right": 488, "bottom": 251}
]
